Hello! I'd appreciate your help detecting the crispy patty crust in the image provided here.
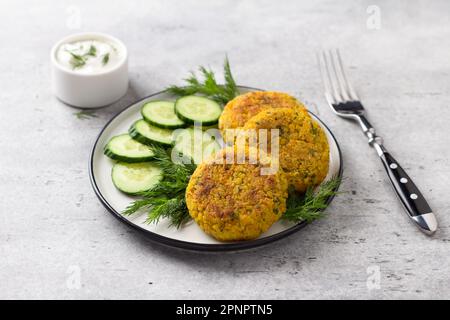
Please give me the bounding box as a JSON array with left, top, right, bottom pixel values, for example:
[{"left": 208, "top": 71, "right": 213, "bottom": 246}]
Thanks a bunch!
[
  {"left": 219, "top": 91, "right": 308, "bottom": 141},
  {"left": 243, "top": 108, "right": 329, "bottom": 192},
  {"left": 185, "top": 146, "right": 288, "bottom": 241}
]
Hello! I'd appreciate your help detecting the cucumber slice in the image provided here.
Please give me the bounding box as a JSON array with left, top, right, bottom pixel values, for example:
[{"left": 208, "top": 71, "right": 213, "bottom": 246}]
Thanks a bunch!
[
  {"left": 172, "top": 128, "right": 221, "bottom": 164},
  {"left": 112, "top": 162, "right": 163, "bottom": 195},
  {"left": 104, "top": 134, "right": 155, "bottom": 163},
  {"left": 141, "top": 101, "right": 185, "bottom": 129},
  {"left": 129, "top": 119, "right": 173, "bottom": 146},
  {"left": 175, "top": 96, "right": 222, "bottom": 126}
]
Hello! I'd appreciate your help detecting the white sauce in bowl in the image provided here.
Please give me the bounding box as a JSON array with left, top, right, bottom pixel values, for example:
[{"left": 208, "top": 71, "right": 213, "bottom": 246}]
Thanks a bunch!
[{"left": 56, "top": 39, "right": 122, "bottom": 74}]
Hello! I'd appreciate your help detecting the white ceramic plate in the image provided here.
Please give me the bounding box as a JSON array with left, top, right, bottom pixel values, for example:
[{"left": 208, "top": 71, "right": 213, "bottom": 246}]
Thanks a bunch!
[{"left": 89, "top": 87, "right": 343, "bottom": 251}]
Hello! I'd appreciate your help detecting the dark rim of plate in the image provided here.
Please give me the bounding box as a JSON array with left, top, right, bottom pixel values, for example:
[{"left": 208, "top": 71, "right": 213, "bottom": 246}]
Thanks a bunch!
[{"left": 89, "top": 86, "right": 344, "bottom": 252}]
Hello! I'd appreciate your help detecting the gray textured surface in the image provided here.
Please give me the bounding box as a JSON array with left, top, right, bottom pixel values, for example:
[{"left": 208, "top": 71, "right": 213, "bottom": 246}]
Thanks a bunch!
[{"left": 1, "top": 0, "right": 449, "bottom": 299}]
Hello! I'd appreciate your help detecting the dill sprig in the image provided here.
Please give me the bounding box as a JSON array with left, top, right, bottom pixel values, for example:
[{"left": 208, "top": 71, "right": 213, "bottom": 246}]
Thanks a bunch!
[
  {"left": 123, "top": 144, "right": 196, "bottom": 228},
  {"left": 73, "top": 110, "right": 97, "bottom": 120},
  {"left": 102, "top": 53, "right": 110, "bottom": 66},
  {"left": 282, "top": 177, "right": 342, "bottom": 223},
  {"left": 69, "top": 52, "right": 86, "bottom": 69},
  {"left": 166, "top": 57, "right": 239, "bottom": 105},
  {"left": 86, "top": 45, "right": 97, "bottom": 57},
  {"left": 67, "top": 45, "right": 97, "bottom": 69},
  {"left": 145, "top": 196, "right": 190, "bottom": 227}
]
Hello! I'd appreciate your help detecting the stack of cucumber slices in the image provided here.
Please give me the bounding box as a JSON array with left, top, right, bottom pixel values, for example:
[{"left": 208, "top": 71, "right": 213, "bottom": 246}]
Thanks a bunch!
[{"left": 104, "top": 95, "right": 223, "bottom": 195}]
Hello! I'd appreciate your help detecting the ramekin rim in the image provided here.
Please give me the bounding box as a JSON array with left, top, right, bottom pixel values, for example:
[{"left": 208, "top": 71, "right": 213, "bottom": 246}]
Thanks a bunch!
[{"left": 50, "top": 32, "right": 128, "bottom": 77}]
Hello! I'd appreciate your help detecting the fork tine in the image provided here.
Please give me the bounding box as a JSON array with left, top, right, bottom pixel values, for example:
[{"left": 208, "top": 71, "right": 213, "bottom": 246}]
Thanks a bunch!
[
  {"left": 329, "top": 49, "right": 350, "bottom": 101},
  {"left": 333, "top": 49, "right": 359, "bottom": 101},
  {"left": 319, "top": 51, "right": 344, "bottom": 104},
  {"left": 317, "top": 52, "right": 336, "bottom": 105},
  {"left": 325, "top": 50, "right": 345, "bottom": 103}
]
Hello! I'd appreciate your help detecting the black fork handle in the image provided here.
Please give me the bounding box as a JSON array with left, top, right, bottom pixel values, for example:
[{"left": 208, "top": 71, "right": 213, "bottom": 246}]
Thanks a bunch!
[
  {"left": 379, "top": 149, "right": 437, "bottom": 234},
  {"left": 354, "top": 115, "right": 437, "bottom": 235}
]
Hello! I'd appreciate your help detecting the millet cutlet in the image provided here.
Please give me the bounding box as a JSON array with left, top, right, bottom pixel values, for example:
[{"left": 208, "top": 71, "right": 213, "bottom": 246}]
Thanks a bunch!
[
  {"left": 219, "top": 91, "right": 309, "bottom": 142},
  {"left": 243, "top": 107, "right": 329, "bottom": 192},
  {"left": 185, "top": 146, "right": 288, "bottom": 241}
]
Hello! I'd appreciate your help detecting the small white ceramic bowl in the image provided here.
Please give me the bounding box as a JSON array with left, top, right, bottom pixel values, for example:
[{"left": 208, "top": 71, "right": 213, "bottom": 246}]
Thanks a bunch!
[{"left": 51, "top": 32, "right": 128, "bottom": 108}]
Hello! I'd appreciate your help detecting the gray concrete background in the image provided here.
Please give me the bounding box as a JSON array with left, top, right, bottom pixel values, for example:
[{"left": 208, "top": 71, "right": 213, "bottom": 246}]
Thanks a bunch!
[{"left": 1, "top": 0, "right": 449, "bottom": 299}]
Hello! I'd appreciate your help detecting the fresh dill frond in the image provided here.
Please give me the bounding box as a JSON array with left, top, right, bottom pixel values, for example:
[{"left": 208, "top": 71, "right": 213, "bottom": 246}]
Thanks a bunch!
[
  {"left": 145, "top": 196, "right": 190, "bottom": 228},
  {"left": 122, "top": 144, "right": 195, "bottom": 228},
  {"left": 223, "top": 56, "right": 238, "bottom": 101},
  {"left": 282, "top": 177, "right": 342, "bottom": 223},
  {"left": 102, "top": 53, "right": 110, "bottom": 66},
  {"left": 122, "top": 198, "right": 155, "bottom": 216},
  {"left": 86, "top": 45, "right": 97, "bottom": 57},
  {"left": 67, "top": 45, "right": 97, "bottom": 69},
  {"left": 166, "top": 57, "right": 239, "bottom": 105},
  {"left": 73, "top": 110, "right": 97, "bottom": 120},
  {"left": 69, "top": 52, "right": 86, "bottom": 69},
  {"left": 146, "top": 144, "right": 196, "bottom": 179}
]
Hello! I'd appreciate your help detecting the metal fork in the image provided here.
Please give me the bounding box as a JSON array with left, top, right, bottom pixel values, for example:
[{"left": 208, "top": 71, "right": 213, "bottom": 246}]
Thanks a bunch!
[{"left": 318, "top": 49, "right": 437, "bottom": 235}]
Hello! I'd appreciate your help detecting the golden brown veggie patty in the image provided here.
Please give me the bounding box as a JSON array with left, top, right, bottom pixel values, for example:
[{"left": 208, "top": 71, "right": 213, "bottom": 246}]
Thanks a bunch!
[
  {"left": 243, "top": 108, "right": 329, "bottom": 192},
  {"left": 219, "top": 91, "right": 308, "bottom": 141},
  {"left": 185, "top": 146, "right": 288, "bottom": 241}
]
